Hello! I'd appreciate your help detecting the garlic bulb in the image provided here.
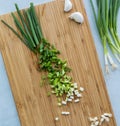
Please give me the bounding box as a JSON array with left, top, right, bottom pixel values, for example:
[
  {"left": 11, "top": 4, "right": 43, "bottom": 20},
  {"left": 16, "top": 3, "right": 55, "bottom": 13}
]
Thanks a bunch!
[
  {"left": 64, "top": 0, "right": 73, "bottom": 12},
  {"left": 69, "top": 12, "right": 84, "bottom": 24}
]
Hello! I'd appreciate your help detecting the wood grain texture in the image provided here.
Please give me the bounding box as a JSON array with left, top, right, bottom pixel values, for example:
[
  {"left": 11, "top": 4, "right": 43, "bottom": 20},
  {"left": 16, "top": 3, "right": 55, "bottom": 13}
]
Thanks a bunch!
[{"left": 0, "top": 0, "right": 117, "bottom": 125}]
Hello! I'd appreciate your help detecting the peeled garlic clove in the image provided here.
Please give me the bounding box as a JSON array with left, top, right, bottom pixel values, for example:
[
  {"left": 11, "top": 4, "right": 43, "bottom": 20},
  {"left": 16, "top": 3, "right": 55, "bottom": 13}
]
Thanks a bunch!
[
  {"left": 69, "top": 12, "right": 84, "bottom": 24},
  {"left": 64, "top": 0, "right": 73, "bottom": 12}
]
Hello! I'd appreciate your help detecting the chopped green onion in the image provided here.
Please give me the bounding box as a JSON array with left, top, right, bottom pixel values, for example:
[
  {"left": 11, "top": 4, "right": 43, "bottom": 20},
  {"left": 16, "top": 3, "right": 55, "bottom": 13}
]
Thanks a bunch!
[{"left": 1, "top": 3, "right": 81, "bottom": 102}]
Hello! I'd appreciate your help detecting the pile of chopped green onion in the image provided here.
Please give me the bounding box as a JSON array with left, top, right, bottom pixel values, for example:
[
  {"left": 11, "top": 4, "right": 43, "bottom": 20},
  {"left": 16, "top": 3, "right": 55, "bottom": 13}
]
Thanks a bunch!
[
  {"left": 90, "top": 0, "right": 120, "bottom": 73},
  {"left": 1, "top": 3, "right": 83, "bottom": 104}
]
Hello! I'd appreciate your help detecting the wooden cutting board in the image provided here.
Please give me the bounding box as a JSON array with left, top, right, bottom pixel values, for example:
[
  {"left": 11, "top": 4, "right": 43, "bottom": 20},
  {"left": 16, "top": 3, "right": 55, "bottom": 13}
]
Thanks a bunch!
[{"left": 0, "top": 0, "right": 117, "bottom": 125}]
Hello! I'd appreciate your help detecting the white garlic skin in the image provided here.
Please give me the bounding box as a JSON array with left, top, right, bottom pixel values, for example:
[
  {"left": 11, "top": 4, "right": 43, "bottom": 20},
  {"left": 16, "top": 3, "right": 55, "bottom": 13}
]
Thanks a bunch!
[
  {"left": 64, "top": 0, "right": 73, "bottom": 12},
  {"left": 69, "top": 12, "right": 84, "bottom": 24}
]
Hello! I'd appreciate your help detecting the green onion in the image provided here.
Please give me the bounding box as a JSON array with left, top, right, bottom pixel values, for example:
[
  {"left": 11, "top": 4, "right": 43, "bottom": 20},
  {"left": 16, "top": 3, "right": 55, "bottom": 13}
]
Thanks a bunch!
[
  {"left": 90, "top": 0, "right": 120, "bottom": 73},
  {"left": 1, "top": 3, "right": 77, "bottom": 102}
]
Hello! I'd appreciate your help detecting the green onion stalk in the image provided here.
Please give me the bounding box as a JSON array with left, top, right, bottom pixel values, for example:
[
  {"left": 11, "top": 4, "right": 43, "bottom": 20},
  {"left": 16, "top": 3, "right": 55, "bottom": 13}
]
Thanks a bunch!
[
  {"left": 90, "top": 0, "right": 120, "bottom": 73},
  {"left": 109, "top": 0, "right": 120, "bottom": 62},
  {"left": 1, "top": 3, "right": 80, "bottom": 104}
]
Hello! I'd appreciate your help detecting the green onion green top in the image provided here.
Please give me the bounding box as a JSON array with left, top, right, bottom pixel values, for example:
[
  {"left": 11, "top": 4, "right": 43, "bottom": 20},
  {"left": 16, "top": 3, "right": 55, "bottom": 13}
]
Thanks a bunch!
[
  {"left": 90, "top": 0, "right": 120, "bottom": 72},
  {"left": 1, "top": 3, "right": 76, "bottom": 101}
]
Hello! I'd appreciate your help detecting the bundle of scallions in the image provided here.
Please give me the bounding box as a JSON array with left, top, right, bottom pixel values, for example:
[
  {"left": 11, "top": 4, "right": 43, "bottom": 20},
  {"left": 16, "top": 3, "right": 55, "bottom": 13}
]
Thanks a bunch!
[
  {"left": 1, "top": 3, "right": 78, "bottom": 104},
  {"left": 90, "top": 0, "right": 120, "bottom": 73}
]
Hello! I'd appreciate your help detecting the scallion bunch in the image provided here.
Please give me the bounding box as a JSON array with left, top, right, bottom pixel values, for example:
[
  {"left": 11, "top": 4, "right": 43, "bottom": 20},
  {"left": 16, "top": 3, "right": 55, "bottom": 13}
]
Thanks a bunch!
[
  {"left": 1, "top": 3, "right": 77, "bottom": 103},
  {"left": 90, "top": 0, "right": 120, "bottom": 73}
]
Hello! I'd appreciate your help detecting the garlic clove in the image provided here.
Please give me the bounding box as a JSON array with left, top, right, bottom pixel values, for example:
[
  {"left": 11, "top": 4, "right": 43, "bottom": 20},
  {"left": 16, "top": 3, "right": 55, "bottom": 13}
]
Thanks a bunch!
[
  {"left": 69, "top": 12, "right": 84, "bottom": 24},
  {"left": 64, "top": 0, "right": 73, "bottom": 12}
]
